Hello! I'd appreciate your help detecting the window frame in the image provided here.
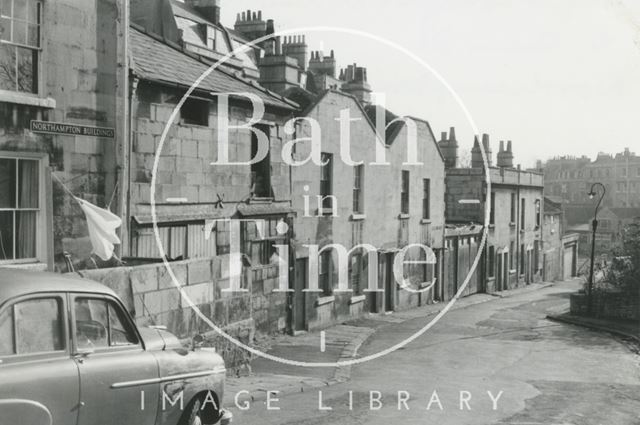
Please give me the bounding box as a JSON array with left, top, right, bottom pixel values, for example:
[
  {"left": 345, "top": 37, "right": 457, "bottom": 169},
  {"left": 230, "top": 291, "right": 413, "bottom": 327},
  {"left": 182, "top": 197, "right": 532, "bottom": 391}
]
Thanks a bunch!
[
  {"left": 319, "top": 250, "right": 332, "bottom": 296},
  {"left": 352, "top": 164, "right": 364, "bottom": 214},
  {"left": 422, "top": 178, "right": 430, "bottom": 220},
  {"left": 0, "top": 293, "right": 68, "bottom": 362},
  {"left": 320, "top": 152, "right": 333, "bottom": 211},
  {"left": 250, "top": 124, "right": 272, "bottom": 198},
  {"left": 71, "top": 294, "right": 142, "bottom": 355},
  {"left": 489, "top": 192, "right": 496, "bottom": 225},
  {"left": 0, "top": 0, "right": 43, "bottom": 95},
  {"left": 0, "top": 151, "right": 48, "bottom": 266},
  {"left": 401, "top": 170, "right": 409, "bottom": 215}
]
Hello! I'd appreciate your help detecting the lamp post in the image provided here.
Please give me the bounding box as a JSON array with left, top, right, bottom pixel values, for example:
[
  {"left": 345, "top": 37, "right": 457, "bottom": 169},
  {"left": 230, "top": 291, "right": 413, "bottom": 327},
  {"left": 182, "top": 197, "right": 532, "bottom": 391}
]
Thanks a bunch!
[{"left": 587, "top": 182, "right": 606, "bottom": 315}]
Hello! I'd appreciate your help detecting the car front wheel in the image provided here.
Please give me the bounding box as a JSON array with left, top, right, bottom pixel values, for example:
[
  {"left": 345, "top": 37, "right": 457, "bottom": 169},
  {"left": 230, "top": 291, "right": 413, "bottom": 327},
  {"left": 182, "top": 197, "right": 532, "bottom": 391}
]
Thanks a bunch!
[{"left": 180, "top": 397, "right": 215, "bottom": 425}]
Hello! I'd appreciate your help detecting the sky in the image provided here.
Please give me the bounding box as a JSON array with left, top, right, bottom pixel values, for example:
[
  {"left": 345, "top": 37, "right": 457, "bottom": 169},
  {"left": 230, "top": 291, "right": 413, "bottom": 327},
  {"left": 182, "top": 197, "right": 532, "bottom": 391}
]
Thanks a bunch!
[{"left": 221, "top": 0, "right": 640, "bottom": 167}]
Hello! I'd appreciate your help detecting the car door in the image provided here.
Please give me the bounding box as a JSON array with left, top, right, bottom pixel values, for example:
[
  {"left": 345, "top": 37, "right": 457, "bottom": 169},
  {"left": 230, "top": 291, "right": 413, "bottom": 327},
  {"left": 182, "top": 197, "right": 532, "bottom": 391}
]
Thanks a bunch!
[
  {"left": 0, "top": 293, "right": 80, "bottom": 425},
  {"left": 71, "top": 294, "right": 160, "bottom": 425}
]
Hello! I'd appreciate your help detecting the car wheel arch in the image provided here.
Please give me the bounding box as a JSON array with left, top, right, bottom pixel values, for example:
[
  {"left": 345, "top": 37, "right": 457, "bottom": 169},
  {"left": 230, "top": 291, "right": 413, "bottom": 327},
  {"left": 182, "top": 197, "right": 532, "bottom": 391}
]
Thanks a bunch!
[{"left": 177, "top": 390, "right": 221, "bottom": 425}]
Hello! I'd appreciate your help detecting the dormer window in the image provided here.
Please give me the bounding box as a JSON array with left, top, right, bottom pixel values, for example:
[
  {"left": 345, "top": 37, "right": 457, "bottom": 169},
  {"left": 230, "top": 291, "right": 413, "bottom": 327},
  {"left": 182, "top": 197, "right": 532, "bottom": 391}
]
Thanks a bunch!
[{"left": 206, "top": 25, "right": 216, "bottom": 50}]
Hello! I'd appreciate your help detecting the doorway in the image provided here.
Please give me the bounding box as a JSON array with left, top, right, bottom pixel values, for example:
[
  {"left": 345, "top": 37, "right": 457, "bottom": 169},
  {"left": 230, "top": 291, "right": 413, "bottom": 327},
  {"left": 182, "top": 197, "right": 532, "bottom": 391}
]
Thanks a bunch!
[
  {"left": 379, "top": 252, "right": 395, "bottom": 312},
  {"left": 293, "top": 258, "right": 307, "bottom": 332}
]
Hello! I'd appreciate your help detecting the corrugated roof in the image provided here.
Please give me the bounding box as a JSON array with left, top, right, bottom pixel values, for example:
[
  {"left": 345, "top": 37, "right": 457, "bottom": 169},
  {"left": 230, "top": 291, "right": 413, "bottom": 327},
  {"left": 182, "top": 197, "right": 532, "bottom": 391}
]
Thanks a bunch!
[{"left": 129, "top": 25, "right": 297, "bottom": 111}]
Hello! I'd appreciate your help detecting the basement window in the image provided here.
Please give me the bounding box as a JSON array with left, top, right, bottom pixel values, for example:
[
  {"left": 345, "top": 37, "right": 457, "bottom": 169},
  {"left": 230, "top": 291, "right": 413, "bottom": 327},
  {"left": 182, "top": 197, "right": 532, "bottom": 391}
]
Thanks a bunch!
[{"left": 180, "top": 97, "right": 209, "bottom": 126}]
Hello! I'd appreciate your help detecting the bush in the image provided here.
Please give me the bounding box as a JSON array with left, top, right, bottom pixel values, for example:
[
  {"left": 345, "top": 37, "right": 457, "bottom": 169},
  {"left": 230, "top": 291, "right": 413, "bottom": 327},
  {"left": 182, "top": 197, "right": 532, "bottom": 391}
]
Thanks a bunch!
[{"left": 607, "top": 220, "right": 640, "bottom": 292}]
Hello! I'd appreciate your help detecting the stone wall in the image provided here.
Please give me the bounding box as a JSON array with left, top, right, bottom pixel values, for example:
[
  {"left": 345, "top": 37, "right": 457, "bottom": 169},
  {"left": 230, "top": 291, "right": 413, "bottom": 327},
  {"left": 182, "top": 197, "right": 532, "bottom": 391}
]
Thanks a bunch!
[
  {"left": 72, "top": 257, "right": 288, "bottom": 369},
  {"left": 570, "top": 291, "right": 639, "bottom": 321}
]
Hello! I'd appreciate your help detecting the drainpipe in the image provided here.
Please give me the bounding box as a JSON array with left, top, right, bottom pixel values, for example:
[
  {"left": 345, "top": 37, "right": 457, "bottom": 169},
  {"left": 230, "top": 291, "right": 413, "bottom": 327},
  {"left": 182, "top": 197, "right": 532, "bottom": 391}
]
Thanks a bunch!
[
  {"left": 123, "top": 76, "right": 139, "bottom": 257},
  {"left": 118, "top": 0, "right": 132, "bottom": 258}
]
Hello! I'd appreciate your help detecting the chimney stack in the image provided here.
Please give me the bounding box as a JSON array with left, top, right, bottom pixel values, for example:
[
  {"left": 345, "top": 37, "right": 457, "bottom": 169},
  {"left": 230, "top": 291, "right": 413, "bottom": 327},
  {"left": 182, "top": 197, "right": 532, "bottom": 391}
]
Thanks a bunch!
[
  {"left": 438, "top": 126, "right": 458, "bottom": 168},
  {"left": 282, "top": 34, "right": 308, "bottom": 70},
  {"left": 234, "top": 8, "right": 268, "bottom": 41},
  {"left": 471, "top": 136, "right": 484, "bottom": 169},
  {"left": 340, "top": 63, "right": 372, "bottom": 103},
  {"left": 187, "top": 0, "right": 221, "bottom": 25},
  {"left": 497, "top": 139, "right": 514, "bottom": 168},
  {"left": 308, "top": 50, "right": 337, "bottom": 78}
]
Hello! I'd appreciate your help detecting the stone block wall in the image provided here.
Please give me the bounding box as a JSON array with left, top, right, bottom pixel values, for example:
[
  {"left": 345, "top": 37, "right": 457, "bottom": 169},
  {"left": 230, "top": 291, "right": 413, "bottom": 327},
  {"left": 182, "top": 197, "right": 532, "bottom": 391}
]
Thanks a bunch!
[
  {"left": 130, "top": 82, "right": 292, "bottom": 212},
  {"left": 72, "top": 257, "right": 288, "bottom": 368}
]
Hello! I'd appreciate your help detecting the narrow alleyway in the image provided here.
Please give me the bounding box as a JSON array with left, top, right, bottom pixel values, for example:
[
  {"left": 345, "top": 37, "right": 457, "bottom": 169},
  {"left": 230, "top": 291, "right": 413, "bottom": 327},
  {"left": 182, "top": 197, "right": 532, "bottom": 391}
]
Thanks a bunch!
[{"left": 226, "top": 280, "right": 640, "bottom": 424}]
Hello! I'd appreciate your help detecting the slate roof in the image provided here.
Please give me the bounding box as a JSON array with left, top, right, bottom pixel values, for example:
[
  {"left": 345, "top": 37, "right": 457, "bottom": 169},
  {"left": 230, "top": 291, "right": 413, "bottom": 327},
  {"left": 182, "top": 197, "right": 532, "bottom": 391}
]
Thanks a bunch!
[
  {"left": 129, "top": 25, "right": 297, "bottom": 111},
  {"left": 544, "top": 197, "right": 563, "bottom": 215},
  {"left": 364, "top": 104, "right": 404, "bottom": 146}
]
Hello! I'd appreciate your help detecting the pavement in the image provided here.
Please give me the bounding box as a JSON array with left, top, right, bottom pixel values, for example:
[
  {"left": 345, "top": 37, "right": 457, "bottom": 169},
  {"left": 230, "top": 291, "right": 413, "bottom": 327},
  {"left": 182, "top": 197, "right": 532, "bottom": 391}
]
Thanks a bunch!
[
  {"left": 547, "top": 312, "right": 640, "bottom": 346},
  {"left": 222, "top": 278, "right": 640, "bottom": 424},
  {"left": 223, "top": 281, "right": 553, "bottom": 406}
]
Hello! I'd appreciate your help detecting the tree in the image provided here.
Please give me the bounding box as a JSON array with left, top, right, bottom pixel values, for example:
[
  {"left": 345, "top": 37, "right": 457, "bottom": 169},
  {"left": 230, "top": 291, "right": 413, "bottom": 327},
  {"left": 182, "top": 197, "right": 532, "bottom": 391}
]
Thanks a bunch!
[{"left": 607, "top": 219, "right": 640, "bottom": 293}]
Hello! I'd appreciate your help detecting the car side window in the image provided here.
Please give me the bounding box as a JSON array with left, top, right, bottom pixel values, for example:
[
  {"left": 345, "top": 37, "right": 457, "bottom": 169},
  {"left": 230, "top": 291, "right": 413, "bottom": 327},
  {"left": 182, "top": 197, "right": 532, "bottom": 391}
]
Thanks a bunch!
[
  {"left": 75, "top": 298, "right": 109, "bottom": 349},
  {"left": 0, "top": 307, "right": 14, "bottom": 356},
  {"left": 75, "top": 298, "right": 137, "bottom": 350},
  {"left": 108, "top": 303, "right": 138, "bottom": 346},
  {"left": 13, "top": 298, "right": 64, "bottom": 354}
]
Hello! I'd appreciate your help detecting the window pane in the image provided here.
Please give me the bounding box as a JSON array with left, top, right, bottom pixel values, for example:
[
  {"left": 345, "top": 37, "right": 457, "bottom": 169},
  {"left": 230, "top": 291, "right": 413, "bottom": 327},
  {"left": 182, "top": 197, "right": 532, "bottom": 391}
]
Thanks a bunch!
[
  {"left": 75, "top": 299, "right": 109, "bottom": 349},
  {"left": 0, "top": 0, "right": 12, "bottom": 18},
  {"left": 0, "top": 211, "right": 14, "bottom": 260},
  {"left": 26, "top": 23, "right": 37, "bottom": 47},
  {"left": 108, "top": 303, "right": 137, "bottom": 346},
  {"left": 16, "top": 46, "right": 35, "bottom": 93},
  {"left": 0, "top": 158, "right": 16, "bottom": 208},
  {"left": 15, "top": 298, "right": 64, "bottom": 354},
  {"left": 18, "top": 159, "right": 38, "bottom": 208},
  {"left": 16, "top": 210, "right": 35, "bottom": 258},
  {"left": 13, "top": 0, "right": 26, "bottom": 20},
  {"left": 0, "top": 308, "right": 14, "bottom": 355},
  {"left": 0, "top": 44, "right": 16, "bottom": 90},
  {"left": 0, "top": 16, "right": 10, "bottom": 41},
  {"left": 12, "top": 19, "right": 25, "bottom": 44},
  {"left": 27, "top": 0, "right": 38, "bottom": 23}
]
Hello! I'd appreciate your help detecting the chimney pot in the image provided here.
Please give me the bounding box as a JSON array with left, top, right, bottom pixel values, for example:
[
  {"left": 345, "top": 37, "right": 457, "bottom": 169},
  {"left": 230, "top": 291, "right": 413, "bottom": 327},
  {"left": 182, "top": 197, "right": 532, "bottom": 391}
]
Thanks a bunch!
[
  {"left": 448, "top": 126, "right": 456, "bottom": 141},
  {"left": 258, "top": 10, "right": 262, "bottom": 20},
  {"left": 499, "top": 140, "right": 504, "bottom": 152},
  {"left": 507, "top": 140, "right": 512, "bottom": 153},
  {"left": 441, "top": 131, "right": 447, "bottom": 141}
]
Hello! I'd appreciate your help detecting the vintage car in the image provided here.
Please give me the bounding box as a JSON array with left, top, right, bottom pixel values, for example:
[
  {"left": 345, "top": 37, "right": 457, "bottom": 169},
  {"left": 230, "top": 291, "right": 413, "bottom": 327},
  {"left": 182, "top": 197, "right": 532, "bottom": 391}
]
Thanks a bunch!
[{"left": 0, "top": 269, "right": 232, "bottom": 425}]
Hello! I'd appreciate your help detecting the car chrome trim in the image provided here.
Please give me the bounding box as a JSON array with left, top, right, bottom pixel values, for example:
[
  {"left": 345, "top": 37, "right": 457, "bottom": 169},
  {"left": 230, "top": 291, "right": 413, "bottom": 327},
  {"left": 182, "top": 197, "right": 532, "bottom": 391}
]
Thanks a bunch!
[{"left": 111, "top": 367, "right": 226, "bottom": 389}]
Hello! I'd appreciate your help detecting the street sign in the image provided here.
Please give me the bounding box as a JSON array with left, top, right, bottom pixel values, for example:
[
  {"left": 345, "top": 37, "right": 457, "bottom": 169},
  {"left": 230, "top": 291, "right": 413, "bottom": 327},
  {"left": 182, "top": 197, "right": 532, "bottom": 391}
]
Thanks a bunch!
[{"left": 30, "top": 120, "right": 115, "bottom": 138}]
